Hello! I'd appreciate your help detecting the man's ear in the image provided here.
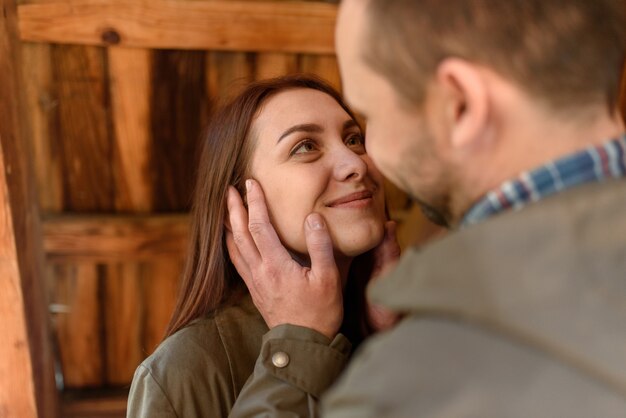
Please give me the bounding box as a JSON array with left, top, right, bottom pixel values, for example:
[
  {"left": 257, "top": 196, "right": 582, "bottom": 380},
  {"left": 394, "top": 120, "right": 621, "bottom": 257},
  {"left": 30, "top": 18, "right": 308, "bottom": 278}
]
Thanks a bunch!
[{"left": 435, "top": 58, "right": 489, "bottom": 150}]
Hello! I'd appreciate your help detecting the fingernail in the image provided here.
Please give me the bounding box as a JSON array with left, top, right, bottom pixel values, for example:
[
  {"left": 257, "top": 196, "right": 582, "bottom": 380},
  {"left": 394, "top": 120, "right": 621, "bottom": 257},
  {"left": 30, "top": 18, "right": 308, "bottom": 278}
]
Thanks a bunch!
[
  {"left": 227, "top": 186, "right": 237, "bottom": 205},
  {"left": 307, "top": 213, "right": 324, "bottom": 230},
  {"left": 245, "top": 179, "right": 252, "bottom": 192}
]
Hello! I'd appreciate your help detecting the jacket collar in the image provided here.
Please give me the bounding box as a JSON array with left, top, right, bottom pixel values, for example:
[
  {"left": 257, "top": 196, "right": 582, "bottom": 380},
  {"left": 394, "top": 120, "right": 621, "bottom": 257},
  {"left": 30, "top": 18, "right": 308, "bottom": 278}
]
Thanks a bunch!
[{"left": 371, "top": 179, "right": 626, "bottom": 393}]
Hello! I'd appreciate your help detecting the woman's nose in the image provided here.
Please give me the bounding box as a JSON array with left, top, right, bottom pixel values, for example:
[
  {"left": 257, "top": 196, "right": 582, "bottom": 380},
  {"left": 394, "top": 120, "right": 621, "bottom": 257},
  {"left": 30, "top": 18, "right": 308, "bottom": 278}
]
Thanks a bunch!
[{"left": 333, "top": 148, "right": 368, "bottom": 182}]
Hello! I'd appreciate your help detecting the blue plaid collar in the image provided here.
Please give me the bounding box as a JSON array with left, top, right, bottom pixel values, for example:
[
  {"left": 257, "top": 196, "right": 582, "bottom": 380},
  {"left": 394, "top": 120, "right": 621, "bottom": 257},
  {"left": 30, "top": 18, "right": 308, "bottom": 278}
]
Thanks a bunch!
[{"left": 462, "top": 134, "right": 626, "bottom": 227}]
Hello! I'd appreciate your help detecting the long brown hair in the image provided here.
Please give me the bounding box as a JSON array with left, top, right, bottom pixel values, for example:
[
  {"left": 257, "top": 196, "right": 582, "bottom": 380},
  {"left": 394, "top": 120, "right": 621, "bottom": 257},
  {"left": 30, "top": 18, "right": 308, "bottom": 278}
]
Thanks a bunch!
[{"left": 165, "top": 74, "right": 364, "bottom": 338}]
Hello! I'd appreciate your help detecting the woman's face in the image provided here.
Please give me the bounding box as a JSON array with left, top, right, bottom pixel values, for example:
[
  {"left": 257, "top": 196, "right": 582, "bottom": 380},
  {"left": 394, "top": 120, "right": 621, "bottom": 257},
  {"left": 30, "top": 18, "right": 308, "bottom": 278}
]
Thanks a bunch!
[{"left": 250, "top": 88, "right": 386, "bottom": 260}]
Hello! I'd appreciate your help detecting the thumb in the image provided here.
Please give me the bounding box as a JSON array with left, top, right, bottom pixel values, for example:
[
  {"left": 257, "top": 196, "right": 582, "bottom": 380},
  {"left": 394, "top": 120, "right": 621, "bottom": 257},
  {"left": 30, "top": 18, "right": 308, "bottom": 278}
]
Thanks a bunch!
[
  {"left": 373, "top": 220, "right": 401, "bottom": 278},
  {"left": 382, "top": 220, "right": 400, "bottom": 256},
  {"left": 305, "top": 213, "right": 337, "bottom": 280}
]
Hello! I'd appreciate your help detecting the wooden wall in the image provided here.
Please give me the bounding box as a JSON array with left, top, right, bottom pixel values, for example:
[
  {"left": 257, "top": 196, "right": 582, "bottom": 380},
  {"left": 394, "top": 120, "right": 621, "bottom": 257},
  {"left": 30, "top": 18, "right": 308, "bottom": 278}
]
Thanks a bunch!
[{"left": 14, "top": 2, "right": 438, "bottom": 414}]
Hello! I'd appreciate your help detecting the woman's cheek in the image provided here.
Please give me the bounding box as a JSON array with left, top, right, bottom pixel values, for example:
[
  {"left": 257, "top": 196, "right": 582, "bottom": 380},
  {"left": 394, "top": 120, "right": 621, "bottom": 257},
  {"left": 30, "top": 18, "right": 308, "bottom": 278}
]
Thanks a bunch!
[{"left": 266, "top": 197, "right": 309, "bottom": 255}]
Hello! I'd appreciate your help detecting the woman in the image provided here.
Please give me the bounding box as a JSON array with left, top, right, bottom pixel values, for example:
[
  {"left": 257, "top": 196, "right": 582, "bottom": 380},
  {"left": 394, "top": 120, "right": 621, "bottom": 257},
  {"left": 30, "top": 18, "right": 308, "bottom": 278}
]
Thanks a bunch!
[{"left": 127, "top": 75, "right": 390, "bottom": 417}]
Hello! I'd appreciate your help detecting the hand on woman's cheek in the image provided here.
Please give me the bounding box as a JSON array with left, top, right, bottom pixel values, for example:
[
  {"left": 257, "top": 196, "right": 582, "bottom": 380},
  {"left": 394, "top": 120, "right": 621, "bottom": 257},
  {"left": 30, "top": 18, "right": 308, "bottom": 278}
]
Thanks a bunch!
[{"left": 226, "top": 182, "right": 344, "bottom": 339}]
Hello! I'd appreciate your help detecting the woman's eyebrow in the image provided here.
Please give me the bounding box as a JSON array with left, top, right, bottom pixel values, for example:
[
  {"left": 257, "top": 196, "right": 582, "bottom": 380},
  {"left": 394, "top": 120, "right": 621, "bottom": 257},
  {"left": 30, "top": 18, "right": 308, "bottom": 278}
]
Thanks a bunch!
[
  {"left": 343, "top": 119, "right": 359, "bottom": 132},
  {"left": 277, "top": 123, "right": 323, "bottom": 143}
]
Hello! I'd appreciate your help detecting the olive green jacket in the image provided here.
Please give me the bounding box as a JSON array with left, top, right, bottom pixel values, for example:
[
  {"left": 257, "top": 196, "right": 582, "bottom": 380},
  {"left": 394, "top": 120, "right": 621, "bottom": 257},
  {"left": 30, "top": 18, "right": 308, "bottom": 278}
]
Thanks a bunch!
[
  {"left": 127, "top": 294, "right": 351, "bottom": 417},
  {"left": 231, "top": 180, "right": 626, "bottom": 417}
]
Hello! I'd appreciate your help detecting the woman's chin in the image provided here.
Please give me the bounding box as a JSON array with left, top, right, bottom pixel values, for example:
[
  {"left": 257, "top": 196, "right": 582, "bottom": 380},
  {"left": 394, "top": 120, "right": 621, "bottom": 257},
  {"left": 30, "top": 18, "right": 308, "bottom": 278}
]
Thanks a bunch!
[
  {"left": 282, "top": 221, "right": 385, "bottom": 260},
  {"left": 332, "top": 224, "right": 385, "bottom": 258}
]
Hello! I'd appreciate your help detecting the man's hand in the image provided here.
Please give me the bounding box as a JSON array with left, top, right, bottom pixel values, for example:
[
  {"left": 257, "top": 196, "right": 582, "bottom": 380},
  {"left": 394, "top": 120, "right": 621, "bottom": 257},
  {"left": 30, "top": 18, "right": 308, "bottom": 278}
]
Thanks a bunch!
[
  {"left": 367, "top": 221, "right": 402, "bottom": 332},
  {"left": 226, "top": 179, "right": 343, "bottom": 340}
]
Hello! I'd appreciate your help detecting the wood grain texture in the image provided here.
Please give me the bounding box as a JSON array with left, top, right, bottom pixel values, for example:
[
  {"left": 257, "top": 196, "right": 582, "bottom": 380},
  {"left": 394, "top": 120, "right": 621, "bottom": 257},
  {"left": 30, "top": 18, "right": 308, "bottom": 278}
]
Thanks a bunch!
[
  {"left": 141, "top": 260, "right": 182, "bottom": 354},
  {"left": 0, "top": 147, "right": 39, "bottom": 418},
  {"left": 255, "top": 52, "right": 298, "bottom": 80},
  {"left": 109, "top": 47, "right": 153, "bottom": 213},
  {"left": 19, "top": 0, "right": 337, "bottom": 53},
  {"left": 18, "top": 0, "right": 337, "bottom": 54},
  {"left": 61, "top": 388, "right": 128, "bottom": 418},
  {"left": 43, "top": 215, "right": 189, "bottom": 262},
  {"left": 51, "top": 263, "right": 103, "bottom": 387},
  {"left": 50, "top": 43, "right": 113, "bottom": 389},
  {"left": 150, "top": 50, "right": 207, "bottom": 211},
  {"left": 108, "top": 46, "right": 154, "bottom": 386},
  {"left": 206, "top": 51, "right": 254, "bottom": 103},
  {"left": 298, "top": 54, "right": 341, "bottom": 90},
  {"left": 103, "top": 263, "right": 143, "bottom": 385},
  {"left": 21, "top": 42, "right": 64, "bottom": 213},
  {"left": 52, "top": 44, "right": 113, "bottom": 211},
  {"left": 1, "top": 0, "right": 58, "bottom": 415}
]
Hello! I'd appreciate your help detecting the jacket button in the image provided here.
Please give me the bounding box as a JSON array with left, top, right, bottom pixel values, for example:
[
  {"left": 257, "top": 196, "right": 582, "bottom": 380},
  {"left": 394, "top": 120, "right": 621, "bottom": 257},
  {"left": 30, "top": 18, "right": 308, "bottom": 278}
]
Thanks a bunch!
[{"left": 271, "top": 351, "right": 290, "bottom": 368}]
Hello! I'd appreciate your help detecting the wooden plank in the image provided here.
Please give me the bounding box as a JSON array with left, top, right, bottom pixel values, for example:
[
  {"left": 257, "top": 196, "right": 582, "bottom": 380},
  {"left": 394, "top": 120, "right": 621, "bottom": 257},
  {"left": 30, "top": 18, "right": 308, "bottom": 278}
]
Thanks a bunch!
[
  {"left": 61, "top": 388, "right": 128, "bottom": 418},
  {"left": 0, "top": 0, "right": 58, "bottom": 415},
  {"left": 103, "top": 264, "right": 143, "bottom": 385},
  {"left": 150, "top": 50, "right": 206, "bottom": 211},
  {"left": 50, "top": 43, "right": 112, "bottom": 388},
  {"left": 298, "top": 54, "right": 341, "bottom": 90},
  {"left": 109, "top": 47, "right": 153, "bottom": 212},
  {"left": 18, "top": 0, "right": 337, "bottom": 54},
  {"left": 206, "top": 51, "right": 254, "bottom": 102},
  {"left": 0, "top": 146, "right": 39, "bottom": 418},
  {"left": 141, "top": 261, "right": 182, "bottom": 355},
  {"left": 51, "top": 263, "right": 104, "bottom": 388},
  {"left": 53, "top": 44, "right": 113, "bottom": 211},
  {"left": 20, "top": 43, "right": 64, "bottom": 212},
  {"left": 107, "top": 46, "right": 152, "bottom": 386},
  {"left": 255, "top": 52, "right": 298, "bottom": 80},
  {"left": 43, "top": 215, "right": 189, "bottom": 262}
]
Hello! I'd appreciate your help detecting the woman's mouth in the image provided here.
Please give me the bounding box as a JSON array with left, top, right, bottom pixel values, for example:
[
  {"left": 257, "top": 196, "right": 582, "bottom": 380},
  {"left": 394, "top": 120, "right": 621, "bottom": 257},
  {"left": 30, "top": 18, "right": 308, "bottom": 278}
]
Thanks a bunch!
[{"left": 326, "top": 190, "right": 374, "bottom": 209}]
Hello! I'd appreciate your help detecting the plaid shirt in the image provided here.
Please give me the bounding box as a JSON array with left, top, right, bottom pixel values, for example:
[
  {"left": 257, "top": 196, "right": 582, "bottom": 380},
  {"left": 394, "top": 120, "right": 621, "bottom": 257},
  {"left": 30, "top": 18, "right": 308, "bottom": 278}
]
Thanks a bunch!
[{"left": 462, "top": 134, "right": 626, "bottom": 226}]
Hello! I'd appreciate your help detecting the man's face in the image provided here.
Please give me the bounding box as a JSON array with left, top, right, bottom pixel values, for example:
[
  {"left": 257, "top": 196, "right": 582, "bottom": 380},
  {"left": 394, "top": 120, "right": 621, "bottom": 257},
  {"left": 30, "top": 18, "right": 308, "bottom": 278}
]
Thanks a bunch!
[{"left": 335, "top": 0, "right": 453, "bottom": 226}]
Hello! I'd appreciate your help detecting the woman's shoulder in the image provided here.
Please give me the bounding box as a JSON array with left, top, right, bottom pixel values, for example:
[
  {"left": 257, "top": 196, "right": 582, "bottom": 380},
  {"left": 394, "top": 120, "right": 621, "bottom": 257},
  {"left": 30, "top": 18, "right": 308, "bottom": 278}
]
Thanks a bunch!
[
  {"left": 137, "top": 293, "right": 267, "bottom": 385},
  {"left": 129, "top": 294, "right": 267, "bottom": 417}
]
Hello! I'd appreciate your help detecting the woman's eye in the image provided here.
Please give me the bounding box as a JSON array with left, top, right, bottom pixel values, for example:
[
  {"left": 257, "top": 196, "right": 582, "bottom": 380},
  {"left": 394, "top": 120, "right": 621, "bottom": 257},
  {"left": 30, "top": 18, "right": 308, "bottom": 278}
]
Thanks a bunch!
[
  {"left": 291, "top": 140, "right": 317, "bottom": 156},
  {"left": 346, "top": 133, "right": 366, "bottom": 152}
]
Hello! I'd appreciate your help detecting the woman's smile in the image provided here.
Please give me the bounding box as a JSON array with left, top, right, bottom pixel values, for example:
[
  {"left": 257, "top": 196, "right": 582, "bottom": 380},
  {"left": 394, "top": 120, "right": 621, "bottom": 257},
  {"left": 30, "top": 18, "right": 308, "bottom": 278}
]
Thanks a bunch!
[
  {"left": 325, "top": 189, "right": 375, "bottom": 209},
  {"left": 250, "top": 87, "right": 386, "bottom": 258}
]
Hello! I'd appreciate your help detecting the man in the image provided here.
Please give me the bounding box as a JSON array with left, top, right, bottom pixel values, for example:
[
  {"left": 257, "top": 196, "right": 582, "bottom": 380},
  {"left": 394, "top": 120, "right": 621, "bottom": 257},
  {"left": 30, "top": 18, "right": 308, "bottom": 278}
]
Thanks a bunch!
[{"left": 228, "top": 0, "right": 626, "bottom": 416}]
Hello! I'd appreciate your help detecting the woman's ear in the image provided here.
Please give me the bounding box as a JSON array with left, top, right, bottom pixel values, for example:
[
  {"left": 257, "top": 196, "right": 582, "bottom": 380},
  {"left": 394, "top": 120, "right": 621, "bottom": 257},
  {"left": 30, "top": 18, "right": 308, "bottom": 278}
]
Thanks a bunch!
[{"left": 435, "top": 58, "right": 489, "bottom": 150}]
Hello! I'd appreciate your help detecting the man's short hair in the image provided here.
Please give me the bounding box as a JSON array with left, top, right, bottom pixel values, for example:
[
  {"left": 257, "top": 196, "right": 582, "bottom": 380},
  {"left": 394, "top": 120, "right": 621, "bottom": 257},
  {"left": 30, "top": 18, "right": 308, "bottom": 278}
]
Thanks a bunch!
[{"left": 363, "top": 0, "right": 626, "bottom": 112}]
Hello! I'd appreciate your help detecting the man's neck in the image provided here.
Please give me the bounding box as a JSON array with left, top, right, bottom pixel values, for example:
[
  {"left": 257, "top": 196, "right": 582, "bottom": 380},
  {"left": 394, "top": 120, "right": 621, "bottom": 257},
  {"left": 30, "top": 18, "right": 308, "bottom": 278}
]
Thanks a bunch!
[{"left": 451, "top": 104, "right": 625, "bottom": 226}]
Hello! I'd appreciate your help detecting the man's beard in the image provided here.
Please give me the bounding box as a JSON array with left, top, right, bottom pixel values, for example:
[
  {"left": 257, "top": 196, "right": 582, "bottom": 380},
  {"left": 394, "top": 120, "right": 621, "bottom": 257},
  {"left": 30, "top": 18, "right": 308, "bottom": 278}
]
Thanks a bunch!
[
  {"left": 389, "top": 167, "right": 452, "bottom": 228},
  {"left": 412, "top": 195, "right": 451, "bottom": 228}
]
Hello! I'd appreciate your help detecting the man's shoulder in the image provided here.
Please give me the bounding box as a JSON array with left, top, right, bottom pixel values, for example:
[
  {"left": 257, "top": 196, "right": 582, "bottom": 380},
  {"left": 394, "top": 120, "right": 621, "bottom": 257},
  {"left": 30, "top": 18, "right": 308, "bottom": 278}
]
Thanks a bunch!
[{"left": 323, "top": 316, "right": 626, "bottom": 418}]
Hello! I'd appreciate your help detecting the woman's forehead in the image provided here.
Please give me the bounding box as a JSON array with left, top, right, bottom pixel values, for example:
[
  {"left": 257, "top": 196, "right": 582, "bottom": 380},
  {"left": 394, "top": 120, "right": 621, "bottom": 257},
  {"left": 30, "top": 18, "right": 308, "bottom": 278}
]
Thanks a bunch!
[{"left": 254, "top": 88, "right": 351, "bottom": 135}]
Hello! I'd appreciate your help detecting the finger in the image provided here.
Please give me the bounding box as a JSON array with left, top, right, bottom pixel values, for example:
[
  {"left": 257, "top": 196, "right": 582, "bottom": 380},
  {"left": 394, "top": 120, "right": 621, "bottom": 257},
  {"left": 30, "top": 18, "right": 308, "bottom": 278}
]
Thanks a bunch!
[
  {"left": 371, "top": 221, "right": 401, "bottom": 279},
  {"left": 225, "top": 230, "right": 253, "bottom": 286},
  {"left": 305, "top": 213, "right": 338, "bottom": 281},
  {"left": 245, "top": 179, "right": 291, "bottom": 262},
  {"left": 380, "top": 220, "right": 401, "bottom": 259},
  {"left": 227, "top": 186, "right": 261, "bottom": 267}
]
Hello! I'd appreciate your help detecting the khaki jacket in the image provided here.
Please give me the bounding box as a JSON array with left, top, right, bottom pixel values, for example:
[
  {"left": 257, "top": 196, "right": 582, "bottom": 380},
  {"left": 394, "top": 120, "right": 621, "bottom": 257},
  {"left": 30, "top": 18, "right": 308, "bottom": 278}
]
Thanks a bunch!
[
  {"left": 127, "top": 294, "right": 351, "bottom": 417},
  {"left": 324, "top": 179, "right": 626, "bottom": 417},
  {"left": 232, "top": 180, "right": 626, "bottom": 417}
]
